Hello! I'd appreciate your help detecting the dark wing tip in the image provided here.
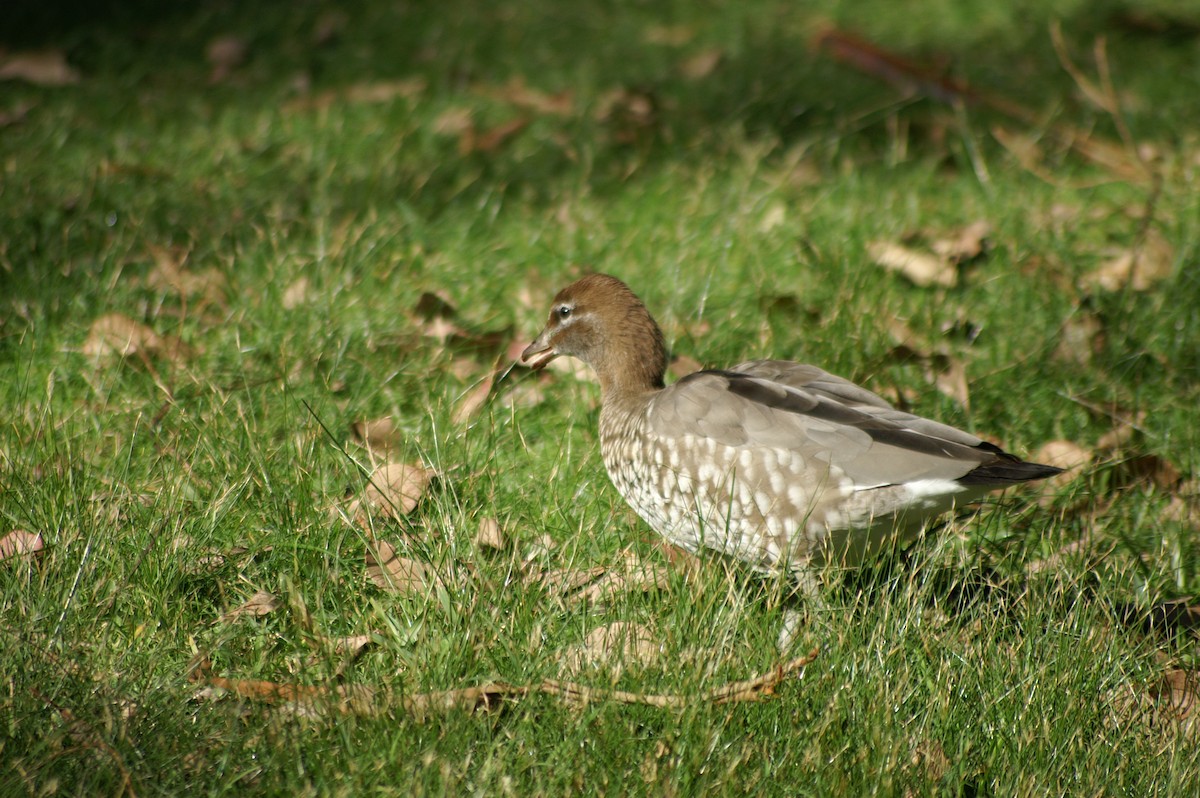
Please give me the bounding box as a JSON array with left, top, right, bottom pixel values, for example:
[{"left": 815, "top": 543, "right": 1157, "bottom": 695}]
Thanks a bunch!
[{"left": 958, "top": 454, "right": 1064, "bottom": 486}]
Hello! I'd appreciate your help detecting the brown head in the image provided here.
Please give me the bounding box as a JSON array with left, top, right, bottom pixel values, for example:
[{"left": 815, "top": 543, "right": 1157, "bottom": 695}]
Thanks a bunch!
[{"left": 521, "top": 274, "right": 668, "bottom": 398}]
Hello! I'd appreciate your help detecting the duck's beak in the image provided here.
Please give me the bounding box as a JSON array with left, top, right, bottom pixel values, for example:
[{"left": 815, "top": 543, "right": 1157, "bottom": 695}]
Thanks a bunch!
[{"left": 520, "top": 330, "right": 558, "bottom": 370}]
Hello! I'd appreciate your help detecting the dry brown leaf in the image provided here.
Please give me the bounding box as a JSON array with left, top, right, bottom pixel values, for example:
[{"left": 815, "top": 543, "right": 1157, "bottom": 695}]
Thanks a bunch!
[
  {"left": 452, "top": 373, "right": 495, "bottom": 424},
  {"left": 933, "top": 357, "right": 970, "bottom": 408},
  {"left": 668, "top": 355, "right": 702, "bottom": 381},
  {"left": 595, "top": 87, "right": 658, "bottom": 144},
  {"left": 546, "top": 355, "right": 597, "bottom": 383},
  {"left": 560, "top": 622, "right": 661, "bottom": 675},
  {"left": 0, "top": 50, "right": 80, "bottom": 85},
  {"left": 883, "top": 321, "right": 968, "bottom": 407},
  {"left": 1112, "top": 453, "right": 1183, "bottom": 492},
  {"left": 1096, "top": 413, "right": 1146, "bottom": 451},
  {"left": 1054, "top": 311, "right": 1106, "bottom": 367},
  {"left": 143, "top": 246, "right": 227, "bottom": 306},
  {"left": 1034, "top": 439, "right": 1093, "bottom": 471},
  {"left": 1089, "top": 228, "right": 1175, "bottom": 292},
  {"left": 537, "top": 552, "right": 669, "bottom": 606},
  {"left": 421, "top": 315, "right": 464, "bottom": 343},
  {"left": 350, "top": 418, "right": 402, "bottom": 455},
  {"left": 345, "top": 78, "right": 427, "bottom": 104},
  {"left": 281, "top": 277, "right": 313, "bottom": 309},
  {"left": 206, "top": 35, "right": 247, "bottom": 84},
  {"left": 642, "top": 24, "right": 696, "bottom": 46},
  {"left": 329, "top": 634, "right": 374, "bottom": 657},
  {"left": 288, "top": 78, "right": 427, "bottom": 112},
  {"left": 1155, "top": 668, "right": 1200, "bottom": 722},
  {"left": 1032, "top": 439, "right": 1093, "bottom": 490},
  {"left": 0, "top": 530, "right": 44, "bottom": 562},
  {"left": 499, "top": 380, "right": 548, "bottom": 410},
  {"left": 82, "top": 313, "right": 187, "bottom": 361},
  {"left": 0, "top": 100, "right": 34, "bottom": 128},
  {"left": 757, "top": 202, "right": 787, "bottom": 233},
  {"left": 365, "top": 539, "right": 440, "bottom": 593},
  {"left": 992, "top": 126, "right": 1044, "bottom": 172},
  {"left": 481, "top": 77, "right": 574, "bottom": 116},
  {"left": 432, "top": 107, "right": 474, "bottom": 136},
  {"left": 459, "top": 117, "right": 529, "bottom": 156},
  {"left": 930, "top": 220, "right": 991, "bottom": 262},
  {"left": 534, "top": 565, "right": 607, "bottom": 594},
  {"left": 679, "top": 49, "right": 722, "bottom": 80},
  {"left": 361, "top": 462, "right": 433, "bottom": 518},
  {"left": 219, "top": 590, "right": 280, "bottom": 622},
  {"left": 474, "top": 517, "right": 506, "bottom": 551},
  {"left": 868, "top": 241, "right": 957, "bottom": 288}
]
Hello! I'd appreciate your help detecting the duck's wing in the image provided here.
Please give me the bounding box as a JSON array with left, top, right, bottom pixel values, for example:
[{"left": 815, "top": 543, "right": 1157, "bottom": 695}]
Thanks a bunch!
[{"left": 650, "top": 363, "right": 1059, "bottom": 490}]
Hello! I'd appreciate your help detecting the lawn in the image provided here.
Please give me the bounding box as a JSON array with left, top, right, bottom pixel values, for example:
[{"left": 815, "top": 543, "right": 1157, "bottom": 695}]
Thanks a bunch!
[{"left": 3, "top": 0, "right": 1199, "bottom": 794}]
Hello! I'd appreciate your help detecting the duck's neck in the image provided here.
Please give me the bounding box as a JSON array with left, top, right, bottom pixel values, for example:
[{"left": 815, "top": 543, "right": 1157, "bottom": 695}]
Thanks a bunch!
[{"left": 593, "top": 316, "right": 668, "bottom": 405}]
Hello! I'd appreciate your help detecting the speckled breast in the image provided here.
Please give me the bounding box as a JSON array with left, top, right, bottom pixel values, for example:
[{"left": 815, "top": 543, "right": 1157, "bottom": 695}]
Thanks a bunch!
[{"left": 598, "top": 403, "right": 834, "bottom": 572}]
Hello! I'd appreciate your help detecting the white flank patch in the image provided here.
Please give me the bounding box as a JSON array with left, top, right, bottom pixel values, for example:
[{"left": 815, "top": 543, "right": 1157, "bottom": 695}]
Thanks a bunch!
[{"left": 904, "top": 478, "right": 966, "bottom": 497}]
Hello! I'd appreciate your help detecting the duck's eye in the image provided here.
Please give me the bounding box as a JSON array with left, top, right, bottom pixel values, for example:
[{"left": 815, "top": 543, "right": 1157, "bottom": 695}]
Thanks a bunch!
[{"left": 557, "top": 305, "right": 572, "bottom": 320}]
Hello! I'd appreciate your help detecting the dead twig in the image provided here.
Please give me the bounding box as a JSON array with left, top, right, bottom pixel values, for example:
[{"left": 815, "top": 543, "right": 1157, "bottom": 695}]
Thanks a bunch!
[{"left": 194, "top": 647, "right": 820, "bottom": 717}]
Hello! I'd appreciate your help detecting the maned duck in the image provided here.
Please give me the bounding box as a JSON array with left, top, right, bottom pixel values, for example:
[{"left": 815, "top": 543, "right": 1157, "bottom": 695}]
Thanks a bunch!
[{"left": 521, "top": 274, "right": 1061, "bottom": 581}]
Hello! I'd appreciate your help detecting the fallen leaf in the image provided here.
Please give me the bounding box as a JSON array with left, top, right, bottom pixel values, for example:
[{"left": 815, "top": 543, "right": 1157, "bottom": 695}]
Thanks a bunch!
[
  {"left": 432, "top": 107, "right": 474, "bottom": 136},
  {"left": 992, "top": 126, "right": 1044, "bottom": 172},
  {"left": 281, "top": 277, "right": 312, "bottom": 309},
  {"left": 499, "top": 380, "right": 548, "bottom": 410},
  {"left": 883, "top": 321, "right": 968, "bottom": 407},
  {"left": 1155, "top": 668, "right": 1200, "bottom": 722},
  {"left": 679, "top": 49, "right": 722, "bottom": 80},
  {"left": 82, "top": 313, "right": 187, "bottom": 360},
  {"left": 1088, "top": 228, "right": 1175, "bottom": 292},
  {"left": 459, "top": 117, "right": 529, "bottom": 156},
  {"left": 474, "top": 517, "right": 506, "bottom": 551},
  {"left": 668, "top": 354, "right": 702, "bottom": 381},
  {"left": 0, "top": 530, "right": 44, "bottom": 562},
  {"left": 595, "top": 87, "right": 658, "bottom": 145},
  {"left": 350, "top": 418, "right": 402, "bottom": 455},
  {"left": 536, "top": 552, "right": 670, "bottom": 606},
  {"left": 365, "top": 539, "right": 440, "bottom": 593},
  {"left": 1096, "top": 412, "right": 1146, "bottom": 451},
  {"left": 206, "top": 35, "right": 248, "bottom": 84},
  {"left": 642, "top": 24, "right": 695, "bottom": 46},
  {"left": 757, "top": 203, "right": 787, "bottom": 233},
  {"left": 329, "top": 634, "right": 374, "bottom": 657},
  {"left": 560, "top": 621, "right": 661, "bottom": 675},
  {"left": 343, "top": 78, "right": 427, "bottom": 104},
  {"left": 219, "top": 590, "right": 280, "bottom": 622},
  {"left": 480, "top": 76, "right": 574, "bottom": 116},
  {"left": 1054, "top": 310, "right": 1106, "bottom": 367},
  {"left": 930, "top": 220, "right": 991, "bottom": 262},
  {"left": 933, "top": 356, "right": 970, "bottom": 408},
  {"left": 0, "top": 50, "right": 80, "bottom": 85},
  {"left": 0, "top": 100, "right": 34, "bottom": 128},
  {"left": 452, "top": 372, "right": 495, "bottom": 424},
  {"left": 1025, "top": 532, "right": 1099, "bottom": 575},
  {"left": 868, "top": 241, "right": 957, "bottom": 288},
  {"left": 288, "top": 78, "right": 427, "bottom": 112},
  {"left": 1111, "top": 453, "right": 1182, "bottom": 492},
  {"left": 361, "top": 461, "right": 434, "bottom": 518},
  {"left": 143, "top": 245, "right": 226, "bottom": 306},
  {"left": 1032, "top": 439, "right": 1093, "bottom": 490},
  {"left": 546, "top": 355, "right": 597, "bottom": 382}
]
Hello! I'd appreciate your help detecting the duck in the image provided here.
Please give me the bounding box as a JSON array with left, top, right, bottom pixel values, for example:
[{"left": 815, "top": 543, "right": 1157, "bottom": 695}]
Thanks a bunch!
[{"left": 521, "top": 273, "right": 1061, "bottom": 582}]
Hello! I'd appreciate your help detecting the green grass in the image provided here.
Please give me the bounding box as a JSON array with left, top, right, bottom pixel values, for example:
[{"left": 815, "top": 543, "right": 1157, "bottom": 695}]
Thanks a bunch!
[{"left": 3, "top": 0, "right": 1200, "bottom": 794}]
